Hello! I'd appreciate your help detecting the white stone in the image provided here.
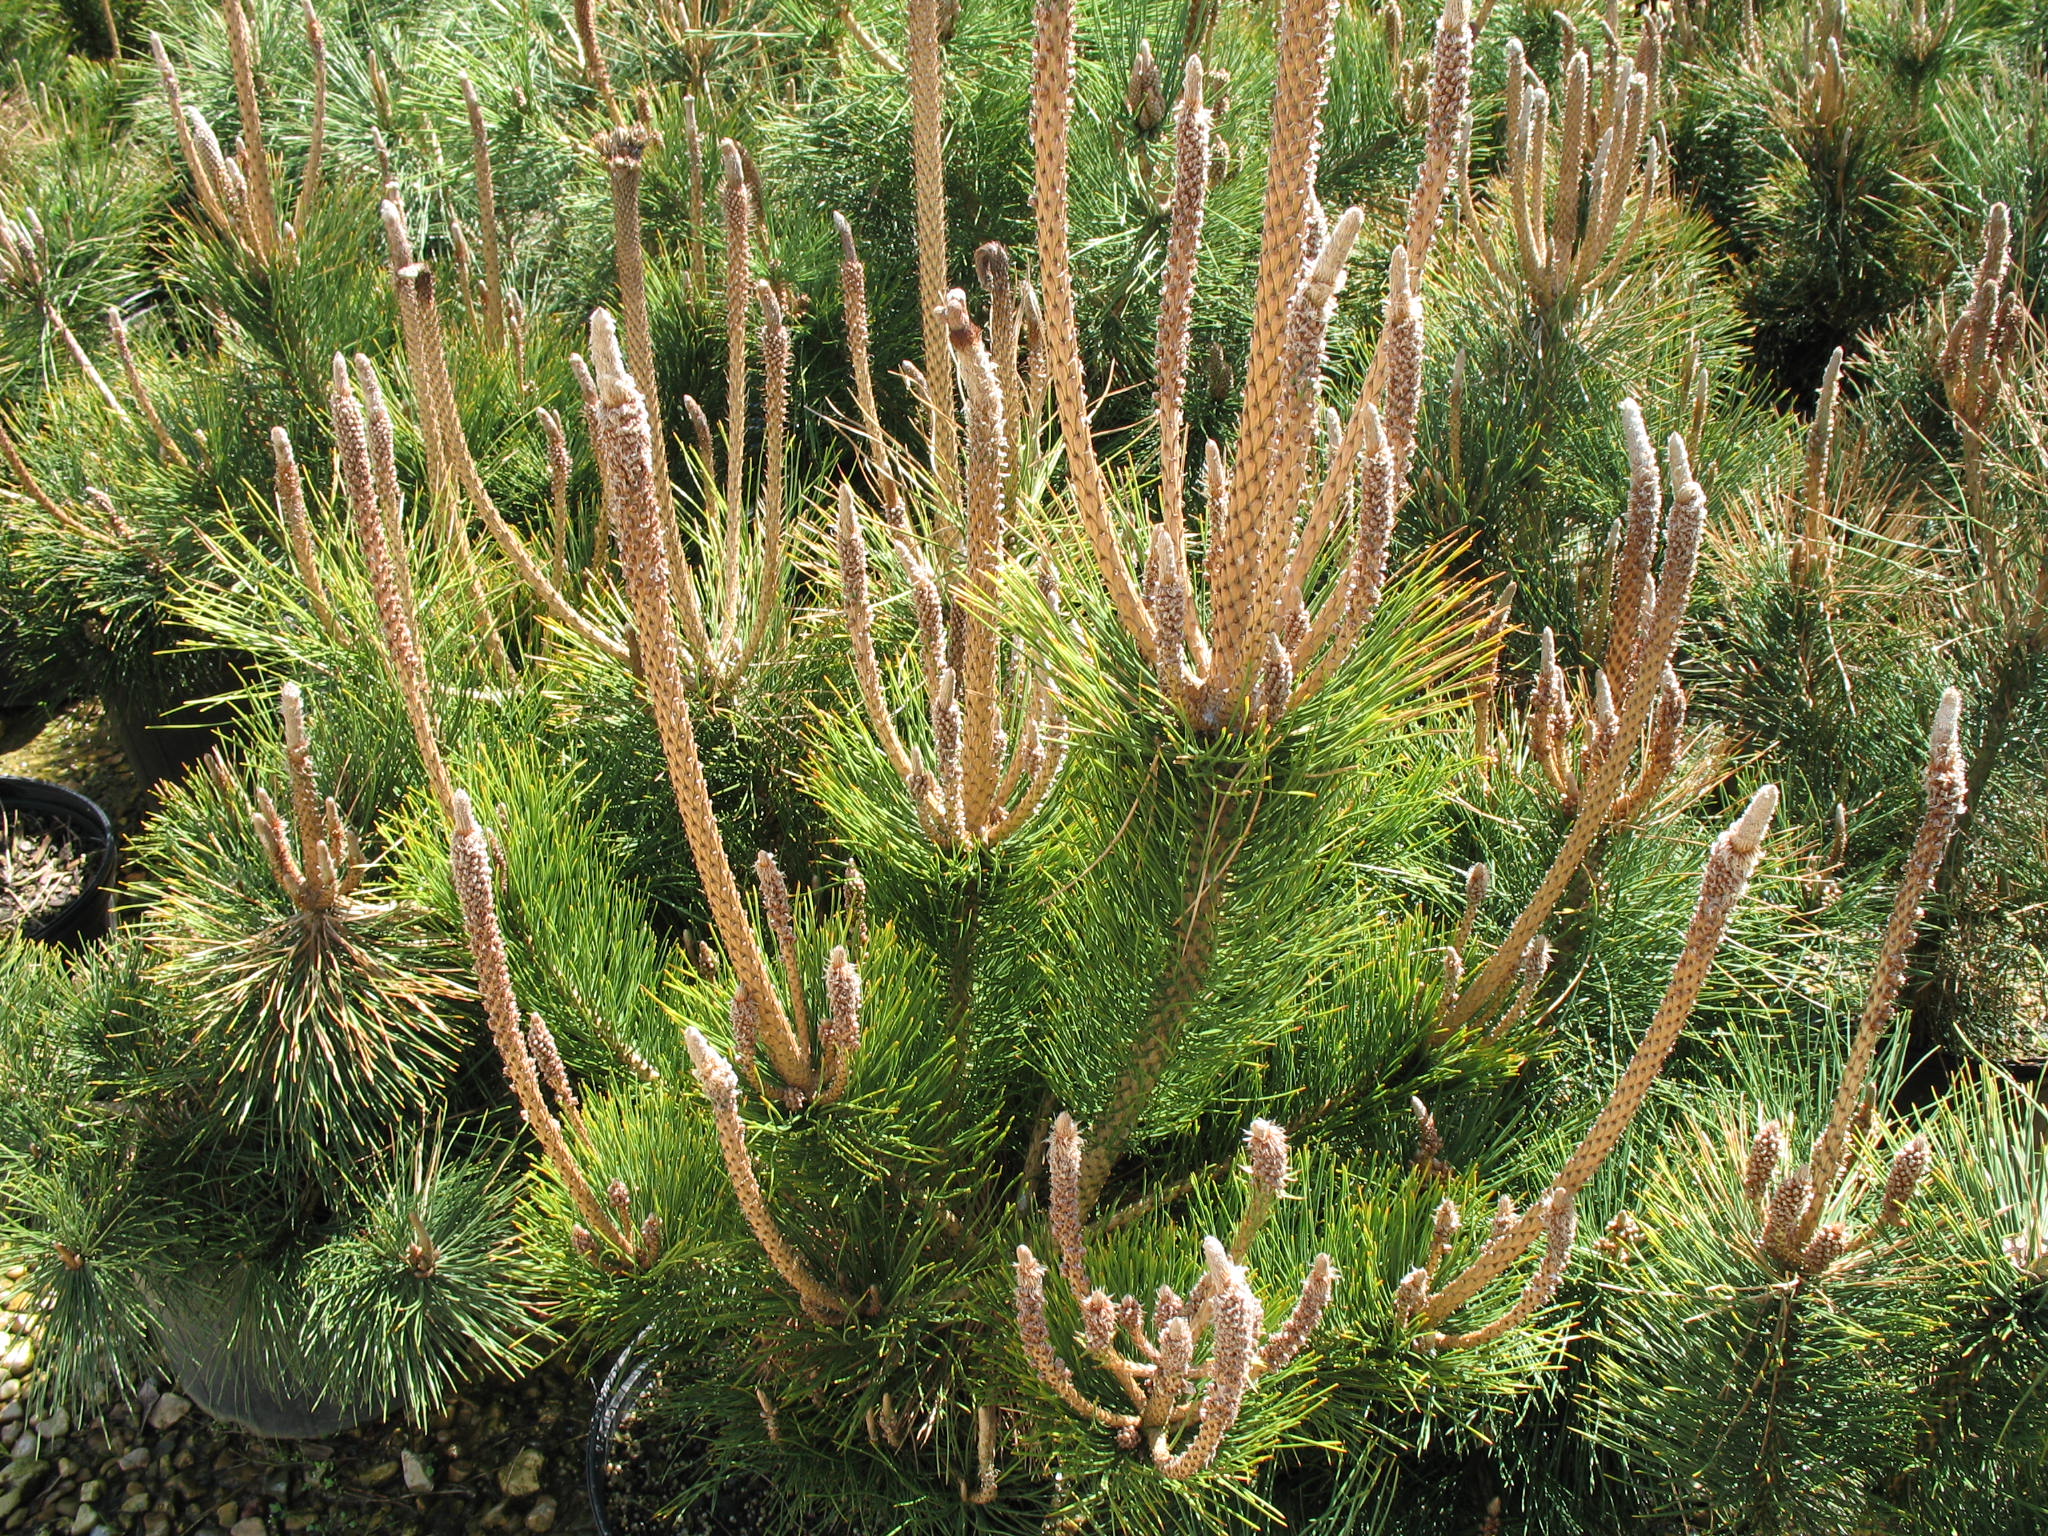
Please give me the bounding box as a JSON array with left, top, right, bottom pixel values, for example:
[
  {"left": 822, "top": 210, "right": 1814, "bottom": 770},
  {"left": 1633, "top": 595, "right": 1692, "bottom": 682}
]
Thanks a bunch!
[{"left": 401, "top": 1449, "right": 434, "bottom": 1495}]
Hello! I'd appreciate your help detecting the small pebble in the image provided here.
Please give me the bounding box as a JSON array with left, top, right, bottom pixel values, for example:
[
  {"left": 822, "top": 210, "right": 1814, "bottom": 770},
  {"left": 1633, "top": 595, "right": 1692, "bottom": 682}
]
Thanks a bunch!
[
  {"left": 496, "top": 1448, "right": 544, "bottom": 1499},
  {"left": 401, "top": 1449, "right": 433, "bottom": 1495},
  {"left": 229, "top": 1519, "right": 267, "bottom": 1536},
  {"left": 524, "top": 1494, "right": 558, "bottom": 1532},
  {"left": 146, "top": 1396, "right": 190, "bottom": 1433}
]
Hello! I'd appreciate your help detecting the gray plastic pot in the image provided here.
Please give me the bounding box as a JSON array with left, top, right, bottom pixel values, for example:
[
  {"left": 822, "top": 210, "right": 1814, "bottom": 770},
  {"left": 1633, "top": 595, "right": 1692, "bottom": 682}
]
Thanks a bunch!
[{"left": 150, "top": 1279, "right": 392, "bottom": 1439}]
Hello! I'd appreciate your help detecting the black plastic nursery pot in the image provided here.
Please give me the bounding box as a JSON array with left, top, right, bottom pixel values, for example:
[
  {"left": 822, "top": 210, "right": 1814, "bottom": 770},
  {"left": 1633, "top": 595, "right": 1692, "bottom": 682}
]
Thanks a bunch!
[
  {"left": 0, "top": 776, "right": 117, "bottom": 945},
  {"left": 587, "top": 1339, "right": 660, "bottom": 1536}
]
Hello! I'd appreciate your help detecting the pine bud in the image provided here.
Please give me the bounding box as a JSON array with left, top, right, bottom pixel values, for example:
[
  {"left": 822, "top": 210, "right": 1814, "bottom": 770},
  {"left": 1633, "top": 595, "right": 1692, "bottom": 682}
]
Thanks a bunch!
[
  {"left": 1126, "top": 38, "right": 1166, "bottom": 134},
  {"left": 731, "top": 986, "right": 759, "bottom": 1077},
  {"left": 1762, "top": 1165, "right": 1813, "bottom": 1260},
  {"left": 1246, "top": 1118, "right": 1289, "bottom": 1201},
  {"left": 1489, "top": 1195, "right": 1518, "bottom": 1243},
  {"left": 1411, "top": 1096, "right": 1443, "bottom": 1170},
  {"left": 824, "top": 945, "right": 863, "bottom": 1057},
  {"left": 1743, "top": 1120, "right": 1788, "bottom": 1201},
  {"left": 1081, "top": 1289, "right": 1117, "bottom": 1353},
  {"left": 1048, "top": 1113, "right": 1089, "bottom": 1300},
  {"left": 1260, "top": 1253, "right": 1335, "bottom": 1370},
  {"left": 1154, "top": 1285, "right": 1184, "bottom": 1325},
  {"left": 1798, "top": 1221, "right": 1849, "bottom": 1274},
  {"left": 1876, "top": 1135, "right": 1930, "bottom": 1229},
  {"left": 1432, "top": 1198, "right": 1462, "bottom": 1252},
  {"left": 1594, "top": 1210, "right": 1644, "bottom": 1258},
  {"left": 1395, "top": 1266, "right": 1431, "bottom": 1322}
]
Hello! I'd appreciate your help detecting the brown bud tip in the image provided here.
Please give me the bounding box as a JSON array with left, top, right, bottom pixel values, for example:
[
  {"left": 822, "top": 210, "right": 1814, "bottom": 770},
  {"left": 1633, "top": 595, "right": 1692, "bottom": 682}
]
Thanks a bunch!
[
  {"left": 719, "top": 138, "right": 746, "bottom": 186},
  {"left": 974, "top": 241, "right": 1010, "bottom": 292},
  {"left": 1465, "top": 862, "right": 1490, "bottom": 905},
  {"left": 832, "top": 211, "right": 858, "bottom": 262}
]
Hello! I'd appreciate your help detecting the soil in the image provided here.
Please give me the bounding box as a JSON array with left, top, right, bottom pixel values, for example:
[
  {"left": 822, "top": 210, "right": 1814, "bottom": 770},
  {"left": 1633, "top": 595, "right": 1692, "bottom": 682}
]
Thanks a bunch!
[
  {"left": 596, "top": 1365, "right": 777, "bottom": 1536},
  {"left": 0, "top": 807, "right": 90, "bottom": 934}
]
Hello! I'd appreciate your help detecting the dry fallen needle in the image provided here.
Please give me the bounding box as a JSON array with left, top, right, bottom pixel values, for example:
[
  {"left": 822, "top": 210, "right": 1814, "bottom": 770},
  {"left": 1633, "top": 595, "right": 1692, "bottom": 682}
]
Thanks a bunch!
[{"left": 0, "top": 806, "right": 91, "bottom": 931}]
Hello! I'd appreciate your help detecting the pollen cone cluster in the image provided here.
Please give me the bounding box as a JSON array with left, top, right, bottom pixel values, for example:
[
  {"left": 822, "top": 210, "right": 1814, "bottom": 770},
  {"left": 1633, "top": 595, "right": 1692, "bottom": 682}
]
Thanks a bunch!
[
  {"left": 1744, "top": 692, "right": 1965, "bottom": 1275},
  {"left": 1015, "top": 1114, "right": 1333, "bottom": 1475},
  {"left": 220, "top": 682, "right": 367, "bottom": 917},
  {"left": 1410, "top": 785, "right": 1778, "bottom": 1341}
]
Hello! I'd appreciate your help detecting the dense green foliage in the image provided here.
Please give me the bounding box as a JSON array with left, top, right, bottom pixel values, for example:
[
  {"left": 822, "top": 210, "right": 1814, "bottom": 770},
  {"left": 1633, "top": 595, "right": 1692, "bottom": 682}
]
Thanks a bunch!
[{"left": 0, "top": 0, "right": 2043, "bottom": 1528}]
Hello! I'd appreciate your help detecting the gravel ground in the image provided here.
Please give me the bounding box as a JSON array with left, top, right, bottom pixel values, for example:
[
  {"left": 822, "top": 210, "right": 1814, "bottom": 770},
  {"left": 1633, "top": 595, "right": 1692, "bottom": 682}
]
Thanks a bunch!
[{"left": 0, "top": 1268, "right": 602, "bottom": 1536}]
